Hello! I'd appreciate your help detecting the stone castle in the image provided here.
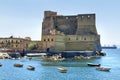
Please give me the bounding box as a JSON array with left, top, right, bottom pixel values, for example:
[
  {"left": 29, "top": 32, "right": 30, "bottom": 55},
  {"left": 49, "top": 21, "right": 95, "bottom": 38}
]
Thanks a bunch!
[{"left": 41, "top": 11, "right": 102, "bottom": 52}]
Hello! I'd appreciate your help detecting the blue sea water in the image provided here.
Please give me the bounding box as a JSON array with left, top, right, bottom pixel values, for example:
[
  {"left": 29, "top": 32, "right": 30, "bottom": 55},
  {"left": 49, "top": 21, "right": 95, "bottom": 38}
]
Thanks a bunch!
[{"left": 0, "top": 49, "right": 120, "bottom": 80}]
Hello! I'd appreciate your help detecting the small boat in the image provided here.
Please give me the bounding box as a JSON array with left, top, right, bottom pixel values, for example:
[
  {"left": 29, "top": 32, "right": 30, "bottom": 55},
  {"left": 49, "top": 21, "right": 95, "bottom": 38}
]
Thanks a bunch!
[
  {"left": 58, "top": 67, "right": 67, "bottom": 73},
  {"left": 87, "top": 63, "right": 100, "bottom": 67},
  {"left": 14, "top": 64, "right": 23, "bottom": 67},
  {"left": 0, "top": 63, "right": 2, "bottom": 67},
  {"left": 27, "top": 65, "right": 35, "bottom": 70},
  {"left": 96, "top": 67, "right": 111, "bottom": 71}
]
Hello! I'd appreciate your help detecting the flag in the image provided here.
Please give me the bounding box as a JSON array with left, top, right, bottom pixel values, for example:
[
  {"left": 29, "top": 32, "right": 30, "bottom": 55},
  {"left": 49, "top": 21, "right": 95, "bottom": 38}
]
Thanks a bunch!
[{"left": 47, "top": 29, "right": 55, "bottom": 35}]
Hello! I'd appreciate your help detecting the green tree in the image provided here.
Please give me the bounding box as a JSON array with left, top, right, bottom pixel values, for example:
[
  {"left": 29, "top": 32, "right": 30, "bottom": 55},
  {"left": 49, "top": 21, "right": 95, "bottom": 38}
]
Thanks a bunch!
[{"left": 28, "top": 42, "right": 38, "bottom": 50}]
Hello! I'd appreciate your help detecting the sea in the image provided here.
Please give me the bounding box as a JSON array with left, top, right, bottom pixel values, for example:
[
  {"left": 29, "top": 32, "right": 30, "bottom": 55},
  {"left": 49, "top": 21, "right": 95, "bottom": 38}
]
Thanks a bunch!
[{"left": 0, "top": 49, "right": 120, "bottom": 80}]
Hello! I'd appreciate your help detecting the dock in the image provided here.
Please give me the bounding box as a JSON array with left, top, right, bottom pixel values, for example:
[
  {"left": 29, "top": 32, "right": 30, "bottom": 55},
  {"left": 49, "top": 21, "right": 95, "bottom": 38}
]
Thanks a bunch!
[{"left": 26, "top": 53, "right": 47, "bottom": 57}]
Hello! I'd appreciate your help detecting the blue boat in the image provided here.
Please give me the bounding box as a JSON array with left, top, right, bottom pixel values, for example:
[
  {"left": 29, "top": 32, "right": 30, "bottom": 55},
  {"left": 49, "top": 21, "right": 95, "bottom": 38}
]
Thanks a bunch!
[{"left": 102, "top": 46, "right": 117, "bottom": 49}]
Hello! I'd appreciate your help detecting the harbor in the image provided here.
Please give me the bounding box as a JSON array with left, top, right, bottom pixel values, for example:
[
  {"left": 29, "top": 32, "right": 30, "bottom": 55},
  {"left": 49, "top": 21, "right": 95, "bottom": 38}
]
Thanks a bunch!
[
  {"left": 0, "top": 0, "right": 120, "bottom": 80},
  {"left": 0, "top": 49, "right": 120, "bottom": 80}
]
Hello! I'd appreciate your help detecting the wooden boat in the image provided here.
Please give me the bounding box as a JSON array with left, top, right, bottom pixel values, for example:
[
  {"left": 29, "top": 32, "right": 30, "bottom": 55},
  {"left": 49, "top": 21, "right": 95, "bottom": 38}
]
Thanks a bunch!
[
  {"left": 58, "top": 67, "right": 67, "bottom": 73},
  {"left": 14, "top": 64, "right": 23, "bottom": 67},
  {"left": 87, "top": 63, "right": 100, "bottom": 67},
  {"left": 27, "top": 65, "right": 35, "bottom": 70},
  {"left": 96, "top": 67, "right": 111, "bottom": 71},
  {"left": 0, "top": 63, "right": 2, "bottom": 67}
]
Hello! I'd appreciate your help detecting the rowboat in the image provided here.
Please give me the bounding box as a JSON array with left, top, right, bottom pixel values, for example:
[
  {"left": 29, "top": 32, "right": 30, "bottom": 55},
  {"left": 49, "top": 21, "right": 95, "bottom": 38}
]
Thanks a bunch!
[
  {"left": 58, "top": 67, "right": 67, "bottom": 73},
  {"left": 96, "top": 67, "right": 111, "bottom": 71},
  {"left": 87, "top": 63, "right": 100, "bottom": 67},
  {"left": 0, "top": 63, "right": 2, "bottom": 67},
  {"left": 27, "top": 65, "right": 35, "bottom": 70},
  {"left": 14, "top": 64, "right": 23, "bottom": 67}
]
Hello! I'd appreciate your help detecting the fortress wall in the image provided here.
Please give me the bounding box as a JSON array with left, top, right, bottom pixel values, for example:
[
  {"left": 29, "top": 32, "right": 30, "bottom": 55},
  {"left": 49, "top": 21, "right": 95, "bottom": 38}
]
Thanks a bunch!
[
  {"left": 76, "top": 14, "right": 97, "bottom": 35},
  {"left": 65, "top": 35, "right": 97, "bottom": 51},
  {"left": 42, "top": 35, "right": 54, "bottom": 51},
  {"left": 65, "top": 41, "right": 95, "bottom": 51},
  {"left": 44, "top": 11, "right": 57, "bottom": 18},
  {"left": 42, "top": 17, "right": 55, "bottom": 35},
  {"left": 77, "top": 14, "right": 95, "bottom": 25},
  {"left": 42, "top": 11, "right": 58, "bottom": 35},
  {"left": 42, "top": 35, "right": 66, "bottom": 52},
  {"left": 66, "top": 35, "right": 96, "bottom": 42},
  {"left": 54, "top": 16, "right": 77, "bottom": 35},
  {"left": 53, "top": 35, "right": 66, "bottom": 52}
]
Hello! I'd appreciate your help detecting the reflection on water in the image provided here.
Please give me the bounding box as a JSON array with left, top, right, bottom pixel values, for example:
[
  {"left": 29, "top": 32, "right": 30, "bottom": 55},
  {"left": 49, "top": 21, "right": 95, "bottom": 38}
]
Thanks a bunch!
[{"left": 0, "top": 49, "right": 120, "bottom": 80}]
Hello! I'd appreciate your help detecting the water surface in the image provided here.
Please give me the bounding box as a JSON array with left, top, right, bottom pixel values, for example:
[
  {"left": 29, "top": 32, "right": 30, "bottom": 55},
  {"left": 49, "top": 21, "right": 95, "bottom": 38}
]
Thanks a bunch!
[{"left": 0, "top": 49, "right": 120, "bottom": 80}]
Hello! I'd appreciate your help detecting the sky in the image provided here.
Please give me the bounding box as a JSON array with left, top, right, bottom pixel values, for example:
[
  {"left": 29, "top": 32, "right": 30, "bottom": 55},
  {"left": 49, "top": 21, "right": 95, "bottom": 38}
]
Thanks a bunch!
[{"left": 0, "top": 0, "right": 120, "bottom": 46}]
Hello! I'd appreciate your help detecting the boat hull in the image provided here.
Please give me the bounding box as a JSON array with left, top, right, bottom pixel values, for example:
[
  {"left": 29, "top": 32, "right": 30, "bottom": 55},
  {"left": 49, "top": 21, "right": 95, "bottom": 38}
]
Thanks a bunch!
[
  {"left": 58, "top": 68, "right": 67, "bottom": 73},
  {"left": 87, "top": 63, "right": 100, "bottom": 67},
  {"left": 14, "top": 64, "right": 23, "bottom": 67},
  {"left": 96, "top": 67, "right": 111, "bottom": 71},
  {"left": 27, "top": 66, "right": 35, "bottom": 70}
]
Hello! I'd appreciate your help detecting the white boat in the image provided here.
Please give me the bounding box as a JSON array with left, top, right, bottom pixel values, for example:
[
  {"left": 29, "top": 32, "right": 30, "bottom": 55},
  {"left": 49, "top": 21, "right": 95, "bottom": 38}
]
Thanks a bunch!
[
  {"left": 27, "top": 65, "right": 35, "bottom": 70},
  {"left": 58, "top": 67, "right": 67, "bottom": 73},
  {"left": 0, "top": 63, "right": 2, "bottom": 67},
  {"left": 96, "top": 67, "right": 111, "bottom": 71},
  {"left": 26, "top": 53, "right": 46, "bottom": 57},
  {"left": 0, "top": 52, "right": 11, "bottom": 59}
]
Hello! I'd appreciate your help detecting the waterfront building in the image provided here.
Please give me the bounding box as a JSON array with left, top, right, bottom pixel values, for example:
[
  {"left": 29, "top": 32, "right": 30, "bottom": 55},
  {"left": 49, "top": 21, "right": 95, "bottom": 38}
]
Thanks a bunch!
[
  {"left": 0, "top": 36, "right": 31, "bottom": 51},
  {"left": 42, "top": 11, "right": 101, "bottom": 52}
]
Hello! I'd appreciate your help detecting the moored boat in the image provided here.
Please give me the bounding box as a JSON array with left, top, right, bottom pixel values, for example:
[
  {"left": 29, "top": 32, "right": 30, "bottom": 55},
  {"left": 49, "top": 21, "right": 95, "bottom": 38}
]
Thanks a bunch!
[
  {"left": 27, "top": 65, "right": 35, "bottom": 70},
  {"left": 0, "top": 63, "right": 2, "bottom": 67},
  {"left": 87, "top": 63, "right": 100, "bottom": 67},
  {"left": 96, "top": 67, "right": 111, "bottom": 71},
  {"left": 14, "top": 64, "right": 23, "bottom": 67},
  {"left": 58, "top": 67, "right": 67, "bottom": 73}
]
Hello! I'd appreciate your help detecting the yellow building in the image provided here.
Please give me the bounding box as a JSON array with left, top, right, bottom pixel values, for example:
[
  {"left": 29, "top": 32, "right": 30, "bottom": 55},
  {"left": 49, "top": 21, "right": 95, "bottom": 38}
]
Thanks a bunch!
[{"left": 0, "top": 36, "right": 31, "bottom": 51}]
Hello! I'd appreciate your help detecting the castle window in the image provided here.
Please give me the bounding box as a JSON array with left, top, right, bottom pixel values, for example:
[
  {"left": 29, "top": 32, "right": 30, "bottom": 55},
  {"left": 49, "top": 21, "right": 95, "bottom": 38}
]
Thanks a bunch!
[
  {"left": 76, "top": 37, "right": 78, "bottom": 40},
  {"left": 88, "top": 15, "right": 90, "bottom": 18},
  {"left": 11, "top": 40, "right": 13, "bottom": 43},
  {"left": 82, "top": 16, "right": 84, "bottom": 19},
  {"left": 51, "top": 39, "right": 53, "bottom": 41},
  {"left": 55, "top": 26, "right": 58, "bottom": 28},
  {"left": 69, "top": 38, "right": 70, "bottom": 40},
  {"left": 48, "top": 38, "right": 49, "bottom": 41},
  {"left": 44, "top": 39, "right": 46, "bottom": 41},
  {"left": 66, "top": 17, "right": 68, "bottom": 19},
  {"left": 16, "top": 45, "right": 18, "bottom": 48},
  {"left": 84, "top": 38, "right": 86, "bottom": 40}
]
